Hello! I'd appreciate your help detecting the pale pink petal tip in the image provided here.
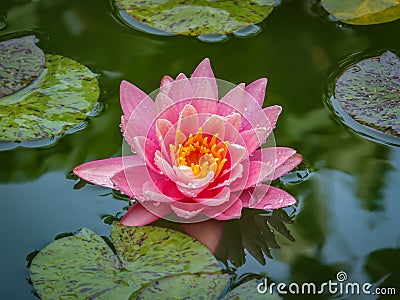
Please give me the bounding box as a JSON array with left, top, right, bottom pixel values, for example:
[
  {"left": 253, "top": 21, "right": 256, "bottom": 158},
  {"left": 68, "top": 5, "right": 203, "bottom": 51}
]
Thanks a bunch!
[
  {"left": 245, "top": 78, "right": 268, "bottom": 107},
  {"left": 119, "top": 80, "right": 149, "bottom": 117},
  {"left": 73, "top": 156, "right": 141, "bottom": 189}
]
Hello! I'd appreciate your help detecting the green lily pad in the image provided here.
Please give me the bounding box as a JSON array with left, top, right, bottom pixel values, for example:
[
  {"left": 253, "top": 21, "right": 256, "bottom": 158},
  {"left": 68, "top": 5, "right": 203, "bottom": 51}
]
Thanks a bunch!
[
  {"left": 321, "top": 0, "right": 400, "bottom": 25},
  {"left": 0, "top": 54, "right": 99, "bottom": 141},
  {"left": 0, "top": 35, "right": 45, "bottom": 98},
  {"left": 30, "top": 224, "right": 224, "bottom": 299},
  {"left": 114, "top": 0, "right": 275, "bottom": 36},
  {"left": 134, "top": 273, "right": 230, "bottom": 299},
  {"left": 334, "top": 51, "right": 400, "bottom": 138},
  {"left": 222, "top": 279, "right": 281, "bottom": 300}
]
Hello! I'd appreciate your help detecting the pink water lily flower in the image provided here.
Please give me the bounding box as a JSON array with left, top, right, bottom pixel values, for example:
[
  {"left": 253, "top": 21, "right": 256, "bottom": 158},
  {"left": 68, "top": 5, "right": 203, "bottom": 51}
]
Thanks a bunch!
[{"left": 74, "top": 58, "right": 302, "bottom": 225}]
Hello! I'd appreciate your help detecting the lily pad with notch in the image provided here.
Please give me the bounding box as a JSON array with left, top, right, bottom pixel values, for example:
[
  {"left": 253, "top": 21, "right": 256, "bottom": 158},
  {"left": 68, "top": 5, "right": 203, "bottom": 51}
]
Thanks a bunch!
[
  {"left": 332, "top": 51, "right": 400, "bottom": 144},
  {"left": 0, "top": 35, "right": 45, "bottom": 98},
  {"left": 30, "top": 223, "right": 227, "bottom": 299},
  {"left": 321, "top": 0, "right": 400, "bottom": 25},
  {"left": 0, "top": 54, "right": 100, "bottom": 142},
  {"left": 114, "top": 0, "right": 276, "bottom": 36}
]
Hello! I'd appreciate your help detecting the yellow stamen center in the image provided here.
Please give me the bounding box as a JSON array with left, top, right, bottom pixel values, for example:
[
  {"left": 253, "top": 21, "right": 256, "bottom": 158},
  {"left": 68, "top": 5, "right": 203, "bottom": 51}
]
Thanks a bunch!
[{"left": 174, "top": 128, "right": 228, "bottom": 177}]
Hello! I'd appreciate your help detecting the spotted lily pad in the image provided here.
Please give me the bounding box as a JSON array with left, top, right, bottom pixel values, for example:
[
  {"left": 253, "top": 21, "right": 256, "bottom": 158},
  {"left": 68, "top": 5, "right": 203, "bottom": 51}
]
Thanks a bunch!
[
  {"left": 321, "top": 0, "right": 400, "bottom": 25},
  {"left": 0, "top": 35, "right": 45, "bottom": 98},
  {"left": 221, "top": 279, "right": 281, "bottom": 300},
  {"left": 334, "top": 51, "right": 400, "bottom": 139},
  {"left": 114, "top": 0, "right": 275, "bottom": 36},
  {"left": 30, "top": 224, "right": 224, "bottom": 299},
  {"left": 134, "top": 273, "right": 230, "bottom": 299},
  {"left": 0, "top": 54, "right": 99, "bottom": 141}
]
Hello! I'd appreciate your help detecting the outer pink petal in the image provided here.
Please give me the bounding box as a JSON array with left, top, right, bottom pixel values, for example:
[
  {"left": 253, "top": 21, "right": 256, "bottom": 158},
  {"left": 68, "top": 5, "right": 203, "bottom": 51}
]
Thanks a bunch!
[
  {"left": 245, "top": 78, "right": 268, "bottom": 107},
  {"left": 154, "top": 92, "right": 179, "bottom": 124},
  {"left": 250, "top": 147, "right": 297, "bottom": 183},
  {"left": 262, "top": 105, "right": 282, "bottom": 131},
  {"left": 121, "top": 97, "right": 156, "bottom": 146},
  {"left": 169, "top": 73, "right": 194, "bottom": 110},
  {"left": 218, "top": 84, "right": 245, "bottom": 116},
  {"left": 222, "top": 113, "right": 243, "bottom": 145},
  {"left": 240, "top": 127, "right": 268, "bottom": 154},
  {"left": 242, "top": 185, "right": 297, "bottom": 209},
  {"left": 191, "top": 79, "right": 218, "bottom": 115},
  {"left": 73, "top": 156, "right": 143, "bottom": 189},
  {"left": 272, "top": 153, "right": 303, "bottom": 180},
  {"left": 131, "top": 136, "right": 159, "bottom": 172},
  {"left": 120, "top": 202, "right": 164, "bottom": 226},
  {"left": 212, "top": 199, "right": 243, "bottom": 220},
  {"left": 190, "top": 58, "right": 218, "bottom": 100},
  {"left": 110, "top": 164, "right": 183, "bottom": 200},
  {"left": 120, "top": 80, "right": 153, "bottom": 117}
]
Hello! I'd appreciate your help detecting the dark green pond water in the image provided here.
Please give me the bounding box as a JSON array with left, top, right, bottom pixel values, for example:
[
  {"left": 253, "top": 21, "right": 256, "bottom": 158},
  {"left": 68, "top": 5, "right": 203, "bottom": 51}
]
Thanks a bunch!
[{"left": 1, "top": 0, "right": 400, "bottom": 299}]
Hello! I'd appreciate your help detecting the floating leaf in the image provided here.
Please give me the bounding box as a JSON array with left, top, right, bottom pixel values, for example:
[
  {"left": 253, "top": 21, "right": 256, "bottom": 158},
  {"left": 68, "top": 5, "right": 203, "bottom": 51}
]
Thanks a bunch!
[
  {"left": 221, "top": 279, "right": 281, "bottom": 300},
  {"left": 30, "top": 224, "right": 224, "bottom": 299},
  {"left": 114, "top": 0, "right": 275, "bottom": 36},
  {"left": 0, "top": 54, "right": 99, "bottom": 141},
  {"left": 134, "top": 273, "right": 230, "bottom": 299},
  {"left": 321, "top": 0, "right": 400, "bottom": 25},
  {"left": 0, "top": 35, "right": 45, "bottom": 97},
  {"left": 334, "top": 51, "right": 400, "bottom": 139}
]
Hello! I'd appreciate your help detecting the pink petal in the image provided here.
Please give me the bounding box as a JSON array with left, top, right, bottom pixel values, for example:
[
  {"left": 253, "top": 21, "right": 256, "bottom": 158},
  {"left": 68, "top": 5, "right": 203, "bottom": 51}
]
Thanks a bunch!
[
  {"left": 174, "top": 167, "right": 214, "bottom": 197},
  {"left": 250, "top": 147, "right": 297, "bottom": 183},
  {"left": 110, "top": 164, "right": 183, "bottom": 200},
  {"left": 121, "top": 96, "right": 156, "bottom": 146},
  {"left": 263, "top": 105, "right": 282, "bottom": 131},
  {"left": 227, "top": 143, "right": 247, "bottom": 170},
  {"left": 156, "top": 119, "right": 173, "bottom": 142},
  {"left": 212, "top": 199, "right": 243, "bottom": 221},
  {"left": 120, "top": 202, "right": 164, "bottom": 226},
  {"left": 154, "top": 150, "right": 178, "bottom": 181},
  {"left": 202, "top": 115, "right": 225, "bottom": 139},
  {"left": 194, "top": 187, "right": 231, "bottom": 206},
  {"left": 240, "top": 127, "right": 268, "bottom": 154},
  {"left": 245, "top": 78, "right": 268, "bottom": 107},
  {"left": 73, "top": 156, "right": 143, "bottom": 188},
  {"left": 212, "top": 162, "right": 243, "bottom": 190},
  {"left": 169, "top": 73, "right": 194, "bottom": 109},
  {"left": 177, "top": 104, "right": 199, "bottom": 137},
  {"left": 223, "top": 113, "right": 243, "bottom": 143},
  {"left": 190, "top": 58, "right": 218, "bottom": 100},
  {"left": 120, "top": 80, "right": 153, "bottom": 117},
  {"left": 191, "top": 79, "right": 218, "bottom": 115},
  {"left": 131, "top": 136, "right": 159, "bottom": 171},
  {"left": 242, "top": 185, "right": 297, "bottom": 209},
  {"left": 218, "top": 84, "right": 245, "bottom": 116},
  {"left": 272, "top": 153, "right": 303, "bottom": 180},
  {"left": 154, "top": 92, "right": 179, "bottom": 124}
]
